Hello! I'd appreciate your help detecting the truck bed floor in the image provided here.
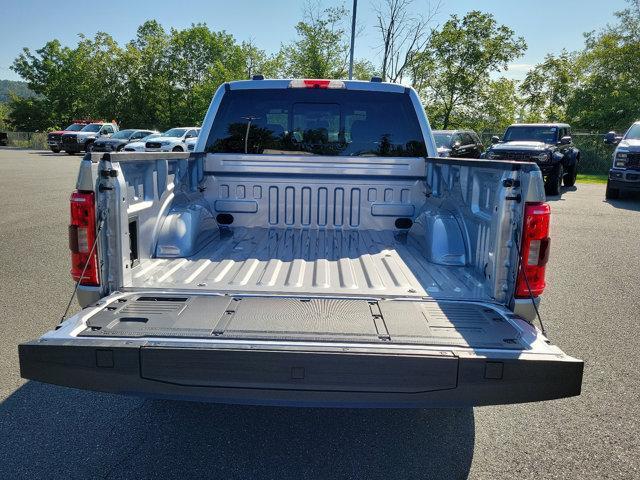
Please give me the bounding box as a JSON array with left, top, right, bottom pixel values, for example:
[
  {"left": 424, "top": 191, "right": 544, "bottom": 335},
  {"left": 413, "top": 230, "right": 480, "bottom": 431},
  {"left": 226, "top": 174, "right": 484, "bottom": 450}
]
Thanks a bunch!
[{"left": 128, "top": 227, "right": 487, "bottom": 300}]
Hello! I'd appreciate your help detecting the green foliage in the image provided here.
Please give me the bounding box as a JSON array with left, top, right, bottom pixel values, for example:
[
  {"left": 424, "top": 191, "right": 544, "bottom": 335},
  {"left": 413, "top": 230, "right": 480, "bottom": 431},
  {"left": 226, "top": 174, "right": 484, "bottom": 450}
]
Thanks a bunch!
[
  {"left": 280, "top": 4, "right": 350, "bottom": 78},
  {"left": 7, "top": 5, "right": 375, "bottom": 133},
  {"left": 6, "top": 0, "right": 639, "bottom": 146},
  {"left": 352, "top": 59, "right": 379, "bottom": 81},
  {"left": 9, "top": 22, "right": 254, "bottom": 131},
  {"left": 411, "top": 11, "right": 527, "bottom": 130},
  {"left": 576, "top": 174, "right": 608, "bottom": 184},
  {"left": 472, "top": 78, "right": 520, "bottom": 133},
  {"left": 0, "top": 102, "right": 10, "bottom": 130},
  {"left": 571, "top": 135, "right": 615, "bottom": 174},
  {"left": 520, "top": 51, "right": 576, "bottom": 123},
  {"left": 6, "top": 94, "right": 53, "bottom": 132},
  {"left": 520, "top": 0, "right": 640, "bottom": 133},
  {"left": 566, "top": 14, "right": 640, "bottom": 132}
]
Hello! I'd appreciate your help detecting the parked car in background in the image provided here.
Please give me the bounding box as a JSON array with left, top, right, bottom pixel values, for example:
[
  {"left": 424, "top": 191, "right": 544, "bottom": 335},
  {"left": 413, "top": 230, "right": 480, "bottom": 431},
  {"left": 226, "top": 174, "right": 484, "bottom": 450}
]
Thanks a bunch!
[
  {"left": 186, "top": 136, "right": 198, "bottom": 152},
  {"left": 47, "top": 121, "right": 91, "bottom": 153},
  {"left": 145, "top": 127, "right": 200, "bottom": 152},
  {"left": 61, "top": 122, "right": 119, "bottom": 154},
  {"left": 0, "top": 132, "right": 7, "bottom": 146},
  {"left": 604, "top": 122, "right": 640, "bottom": 199},
  {"left": 92, "top": 129, "right": 157, "bottom": 153},
  {"left": 485, "top": 123, "right": 580, "bottom": 196},
  {"left": 432, "top": 129, "right": 484, "bottom": 158},
  {"left": 123, "top": 133, "right": 161, "bottom": 152}
]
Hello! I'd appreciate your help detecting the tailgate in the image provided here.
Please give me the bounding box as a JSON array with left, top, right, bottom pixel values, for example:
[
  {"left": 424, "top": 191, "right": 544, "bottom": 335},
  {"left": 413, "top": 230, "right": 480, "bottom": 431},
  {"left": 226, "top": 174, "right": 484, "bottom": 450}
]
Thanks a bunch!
[
  {"left": 19, "top": 293, "right": 583, "bottom": 408},
  {"left": 19, "top": 338, "right": 582, "bottom": 408}
]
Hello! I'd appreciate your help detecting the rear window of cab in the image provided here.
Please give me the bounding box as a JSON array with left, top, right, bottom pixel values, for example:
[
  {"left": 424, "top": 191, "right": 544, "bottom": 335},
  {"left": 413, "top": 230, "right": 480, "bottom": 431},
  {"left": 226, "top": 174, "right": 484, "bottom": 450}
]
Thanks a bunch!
[{"left": 205, "top": 89, "right": 426, "bottom": 157}]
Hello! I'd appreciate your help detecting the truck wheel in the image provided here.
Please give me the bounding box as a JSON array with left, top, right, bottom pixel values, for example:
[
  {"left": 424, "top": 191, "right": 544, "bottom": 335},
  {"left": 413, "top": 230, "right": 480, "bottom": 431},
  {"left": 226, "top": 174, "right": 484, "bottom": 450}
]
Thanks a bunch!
[
  {"left": 50, "top": 147, "right": 60, "bottom": 154},
  {"left": 172, "top": 146, "right": 184, "bottom": 152},
  {"left": 66, "top": 151, "right": 75, "bottom": 155},
  {"left": 605, "top": 181, "right": 620, "bottom": 200},
  {"left": 563, "top": 163, "right": 578, "bottom": 187},
  {"left": 85, "top": 142, "right": 94, "bottom": 153},
  {"left": 545, "top": 164, "right": 563, "bottom": 196}
]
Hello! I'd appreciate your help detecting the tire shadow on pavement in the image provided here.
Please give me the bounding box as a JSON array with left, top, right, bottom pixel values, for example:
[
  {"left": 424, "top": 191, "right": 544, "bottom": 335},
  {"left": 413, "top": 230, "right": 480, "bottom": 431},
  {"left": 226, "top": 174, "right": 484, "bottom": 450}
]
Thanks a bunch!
[{"left": 0, "top": 381, "right": 475, "bottom": 480}]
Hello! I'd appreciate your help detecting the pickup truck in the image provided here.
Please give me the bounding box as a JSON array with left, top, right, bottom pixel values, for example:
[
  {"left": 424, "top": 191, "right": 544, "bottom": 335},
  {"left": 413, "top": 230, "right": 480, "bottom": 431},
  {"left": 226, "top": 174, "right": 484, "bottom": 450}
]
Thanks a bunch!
[
  {"left": 485, "top": 123, "right": 580, "bottom": 196},
  {"left": 47, "top": 121, "right": 90, "bottom": 153},
  {"left": 604, "top": 122, "right": 640, "bottom": 199},
  {"left": 61, "top": 122, "right": 119, "bottom": 154},
  {"left": 19, "top": 79, "right": 583, "bottom": 408}
]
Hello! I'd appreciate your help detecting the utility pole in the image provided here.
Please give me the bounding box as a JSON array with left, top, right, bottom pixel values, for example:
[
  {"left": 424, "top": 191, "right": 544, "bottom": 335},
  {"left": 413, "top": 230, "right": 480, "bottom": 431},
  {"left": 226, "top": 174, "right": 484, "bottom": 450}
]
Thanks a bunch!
[{"left": 348, "top": 0, "right": 358, "bottom": 80}]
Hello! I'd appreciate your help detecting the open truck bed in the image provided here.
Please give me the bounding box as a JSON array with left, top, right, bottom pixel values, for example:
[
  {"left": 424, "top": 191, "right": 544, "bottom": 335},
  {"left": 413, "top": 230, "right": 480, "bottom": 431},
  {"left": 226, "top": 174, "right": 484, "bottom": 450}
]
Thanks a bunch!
[
  {"left": 18, "top": 151, "right": 582, "bottom": 408},
  {"left": 19, "top": 80, "right": 583, "bottom": 407}
]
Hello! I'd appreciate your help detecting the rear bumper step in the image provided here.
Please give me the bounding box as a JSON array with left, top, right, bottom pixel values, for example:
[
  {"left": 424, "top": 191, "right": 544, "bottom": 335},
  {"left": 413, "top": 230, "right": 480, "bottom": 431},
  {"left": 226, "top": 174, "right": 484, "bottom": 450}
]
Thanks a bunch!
[{"left": 19, "top": 339, "right": 583, "bottom": 408}]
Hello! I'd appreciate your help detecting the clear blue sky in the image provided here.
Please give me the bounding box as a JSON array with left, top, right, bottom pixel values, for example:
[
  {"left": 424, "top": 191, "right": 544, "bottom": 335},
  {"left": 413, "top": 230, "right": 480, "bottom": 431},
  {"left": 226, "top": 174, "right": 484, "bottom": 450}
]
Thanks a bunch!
[{"left": 0, "top": 0, "right": 629, "bottom": 82}]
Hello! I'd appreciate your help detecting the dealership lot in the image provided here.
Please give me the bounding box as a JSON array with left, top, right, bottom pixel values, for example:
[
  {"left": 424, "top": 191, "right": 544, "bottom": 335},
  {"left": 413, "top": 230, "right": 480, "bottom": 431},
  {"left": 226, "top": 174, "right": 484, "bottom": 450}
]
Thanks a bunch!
[{"left": 0, "top": 149, "right": 638, "bottom": 479}]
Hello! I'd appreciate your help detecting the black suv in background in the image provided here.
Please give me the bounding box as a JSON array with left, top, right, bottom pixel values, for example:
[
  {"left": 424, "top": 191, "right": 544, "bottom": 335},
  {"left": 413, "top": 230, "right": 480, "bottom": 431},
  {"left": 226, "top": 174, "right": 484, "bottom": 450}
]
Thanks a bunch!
[
  {"left": 485, "top": 123, "right": 580, "bottom": 196},
  {"left": 432, "top": 130, "right": 484, "bottom": 158}
]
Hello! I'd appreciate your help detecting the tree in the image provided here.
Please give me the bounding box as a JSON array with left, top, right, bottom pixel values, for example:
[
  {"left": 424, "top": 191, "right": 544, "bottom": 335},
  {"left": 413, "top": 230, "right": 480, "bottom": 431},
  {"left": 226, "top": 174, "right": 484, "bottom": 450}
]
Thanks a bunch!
[
  {"left": 0, "top": 102, "right": 9, "bottom": 130},
  {"left": 372, "top": 0, "right": 440, "bottom": 82},
  {"left": 123, "top": 21, "right": 173, "bottom": 129},
  {"left": 410, "top": 11, "right": 527, "bottom": 129},
  {"left": 241, "top": 41, "right": 285, "bottom": 79},
  {"left": 280, "top": 3, "right": 351, "bottom": 78},
  {"left": 470, "top": 78, "right": 520, "bottom": 133},
  {"left": 168, "top": 24, "right": 246, "bottom": 125},
  {"left": 520, "top": 52, "right": 576, "bottom": 123},
  {"left": 352, "top": 59, "right": 378, "bottom": 80},
  {"left": 8, "top": 21, "right": 256, "bottom": 131},
  {"left": 11, "top": 39, "right": 85, "bottom": 127},
  {"left": 565, "top": 0, "right": 640, "bottom": 131},
  {"left": 7, "top": 94, "right": 52, "bottom": 131}
]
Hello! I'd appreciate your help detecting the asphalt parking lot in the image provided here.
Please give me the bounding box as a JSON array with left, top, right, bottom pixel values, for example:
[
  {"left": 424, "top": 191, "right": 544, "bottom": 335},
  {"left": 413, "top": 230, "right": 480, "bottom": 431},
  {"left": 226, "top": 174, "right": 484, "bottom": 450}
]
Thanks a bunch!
[{"left": 0, "top": 148, "right": 638, "bottom": 480}]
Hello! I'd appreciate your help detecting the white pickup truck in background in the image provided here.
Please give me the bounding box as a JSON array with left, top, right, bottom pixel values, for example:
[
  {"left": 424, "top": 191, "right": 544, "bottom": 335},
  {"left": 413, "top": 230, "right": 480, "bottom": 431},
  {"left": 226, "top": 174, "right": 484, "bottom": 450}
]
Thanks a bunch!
[
  {"left": 61, "top": 122, "right": 119, "bottom": 154},
  {"left": 19, "top": 78, "right": 583, "bottom": 408}
]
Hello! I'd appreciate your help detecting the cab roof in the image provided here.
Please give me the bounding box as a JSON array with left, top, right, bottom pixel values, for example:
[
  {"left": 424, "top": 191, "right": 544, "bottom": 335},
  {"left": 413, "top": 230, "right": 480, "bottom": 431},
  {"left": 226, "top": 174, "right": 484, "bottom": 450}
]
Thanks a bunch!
[{"left": 226, "top": 78, "right": 408, "bottom": 94}]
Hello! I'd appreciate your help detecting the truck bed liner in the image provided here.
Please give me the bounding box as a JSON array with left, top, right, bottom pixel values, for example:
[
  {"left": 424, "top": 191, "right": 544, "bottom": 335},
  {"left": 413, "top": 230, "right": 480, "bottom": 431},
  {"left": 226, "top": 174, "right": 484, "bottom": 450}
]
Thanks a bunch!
[{"left": 128, "top": 227, "right": 487, "bottom": 300}]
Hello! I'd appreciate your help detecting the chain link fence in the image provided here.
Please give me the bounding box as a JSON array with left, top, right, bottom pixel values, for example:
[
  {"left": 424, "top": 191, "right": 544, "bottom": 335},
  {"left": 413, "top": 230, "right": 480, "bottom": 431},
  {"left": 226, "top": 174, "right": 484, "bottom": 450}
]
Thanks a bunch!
[
  {"left": 2, "top": 132, "right": 48, "bottom": 150},
  {"left": 480, "top": 132, "right": 613, "bottom": 175}
]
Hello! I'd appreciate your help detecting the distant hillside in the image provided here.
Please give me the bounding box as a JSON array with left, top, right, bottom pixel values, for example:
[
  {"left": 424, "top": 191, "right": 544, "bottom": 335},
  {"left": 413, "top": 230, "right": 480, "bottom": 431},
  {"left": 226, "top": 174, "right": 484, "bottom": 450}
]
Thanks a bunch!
[{"left": 0, "top": 79, "right": 35, "bottom": 102}]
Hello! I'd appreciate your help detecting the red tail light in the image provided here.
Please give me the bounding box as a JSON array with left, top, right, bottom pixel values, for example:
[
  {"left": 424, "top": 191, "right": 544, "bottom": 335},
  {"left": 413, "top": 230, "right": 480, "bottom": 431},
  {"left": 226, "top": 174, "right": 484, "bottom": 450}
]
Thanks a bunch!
[
  {"left": 69, "top": 190, "right": 100, "bottom": 286},
  {"left": 288, "top": 79, "right": 345, "bottom": 89},
  {"left": 515, "top": 202, "right": 551, "bottom": 298}
]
